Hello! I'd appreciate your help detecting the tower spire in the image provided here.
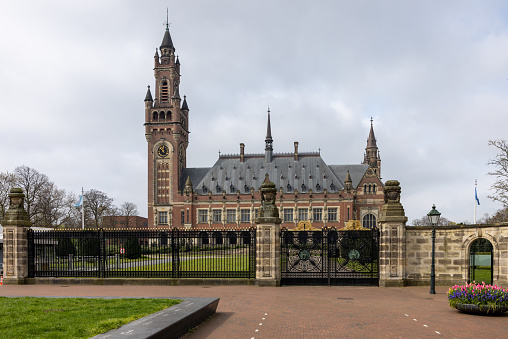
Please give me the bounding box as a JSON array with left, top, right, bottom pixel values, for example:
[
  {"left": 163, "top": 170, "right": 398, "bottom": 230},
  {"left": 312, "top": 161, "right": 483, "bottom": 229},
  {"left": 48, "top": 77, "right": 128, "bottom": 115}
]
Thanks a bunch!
[
  {"left": 363, "top": 117, "right": 381, "bottom": 177},
  {"left": 265, "top": 106, "right": 273, "bottom": 162}
]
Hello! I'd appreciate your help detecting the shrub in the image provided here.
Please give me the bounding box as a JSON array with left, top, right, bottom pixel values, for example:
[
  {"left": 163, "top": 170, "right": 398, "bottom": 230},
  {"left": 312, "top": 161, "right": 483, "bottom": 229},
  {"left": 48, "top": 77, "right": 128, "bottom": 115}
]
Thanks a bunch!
[
  {"left": 124, "top": 238, "right": 142, "bottom": 259},
  {"left": 448, "top": 282, "right": 508, "bottom": 308},
  {"left": 56, "top": 238, "right": 76, "bottom": 257}
]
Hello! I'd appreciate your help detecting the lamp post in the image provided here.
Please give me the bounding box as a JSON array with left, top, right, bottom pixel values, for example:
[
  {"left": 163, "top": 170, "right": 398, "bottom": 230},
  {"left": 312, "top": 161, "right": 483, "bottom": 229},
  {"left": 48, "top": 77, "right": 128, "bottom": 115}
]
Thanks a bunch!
[{"left": 427, "top": 204, "right": 441, "bottom": 294}]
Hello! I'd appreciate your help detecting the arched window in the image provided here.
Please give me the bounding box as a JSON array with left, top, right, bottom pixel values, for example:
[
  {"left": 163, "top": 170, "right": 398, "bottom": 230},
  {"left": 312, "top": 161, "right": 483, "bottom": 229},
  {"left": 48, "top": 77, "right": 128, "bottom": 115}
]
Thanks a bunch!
[
  {"left": 161, "top": 80, "right": 169, "bottom": 101},
  {"left": 241, "top": 231, "right": 251, "bottom": 245},
  {"left": 198, "top": 231, "right": 209, "bottom": 246},
  {"left": 167, "top": 111, "right": 172, "bottom": 120},
  {"left": 372, "top": 184, "right": 376, "bottom": 194},
  {"left": 362, "top": 214, "right": 377, "bottom": 229},
  {"left": 152, "top": 112, "right": 158, "bottom": 121},
  {"left": 227, "top": 231, "right": 237, "bottom": 245},
  {"left": 364, "top": 184, "right": 368, "bottom": 194},
  {"left": 213, "top": 231, "right": 223, "bottom": 245},
  {"left": 160, "top": 111, "right": 166, "bottom": 120}
]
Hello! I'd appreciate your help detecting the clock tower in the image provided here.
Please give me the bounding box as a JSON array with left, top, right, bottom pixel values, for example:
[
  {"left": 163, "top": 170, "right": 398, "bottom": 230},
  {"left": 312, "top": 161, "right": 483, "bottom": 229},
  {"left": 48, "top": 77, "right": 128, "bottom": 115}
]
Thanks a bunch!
[{"left": 144, "top": 23, "right": 189, "bottom": 228}]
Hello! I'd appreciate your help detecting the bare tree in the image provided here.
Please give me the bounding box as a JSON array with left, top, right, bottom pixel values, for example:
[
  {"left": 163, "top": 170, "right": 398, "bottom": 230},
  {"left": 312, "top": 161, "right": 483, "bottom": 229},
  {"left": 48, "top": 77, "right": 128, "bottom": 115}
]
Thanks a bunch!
[
  {"left": 0, "top": 171, "right": 16, "bottom": 221},
  {"left": 488, "top": 139, "right": 508, "bottom": 207},
  {"left": 84, "top": 189, "right": 114, "bottom": 228},
  {"left": 33, "top": 182, "right": 76, "bottom": 228},
  {"left": 120, "top": 202, "right": 139, "bottom": 228},
  {"left": 14, "top": 165, "right": 49, "bottom": 221},
  {"left": 411, "top": 215, "right": 451, "bottom": 226}
]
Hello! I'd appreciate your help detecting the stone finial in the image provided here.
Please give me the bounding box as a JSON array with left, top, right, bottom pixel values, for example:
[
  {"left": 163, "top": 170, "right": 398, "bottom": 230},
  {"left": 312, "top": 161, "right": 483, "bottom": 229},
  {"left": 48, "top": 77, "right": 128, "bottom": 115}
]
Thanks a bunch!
[
  {"left": 3, "top": 188, "right": 32, "bottom": 227},
  {"left": 379, "top": 180, "right": 407, "bottom": 220},
  {"left": 384, "top": 180, "right": 401, "bottom": 204},
  {"left": 256, "top": 174, "right": 281, "bottom": 223}
]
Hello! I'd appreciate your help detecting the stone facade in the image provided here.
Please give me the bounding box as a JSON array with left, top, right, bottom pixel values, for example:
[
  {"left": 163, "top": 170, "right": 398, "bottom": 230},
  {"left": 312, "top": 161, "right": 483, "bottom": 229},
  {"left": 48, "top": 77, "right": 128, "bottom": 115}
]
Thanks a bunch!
[{"left": 405, "top": 224, "right": 508, "bottom": 286}]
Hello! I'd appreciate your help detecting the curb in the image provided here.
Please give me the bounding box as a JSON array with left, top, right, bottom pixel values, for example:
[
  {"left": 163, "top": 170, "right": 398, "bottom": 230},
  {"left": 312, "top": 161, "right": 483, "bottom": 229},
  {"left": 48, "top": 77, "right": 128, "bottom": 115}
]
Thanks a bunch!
[{"left": 91, "top": 297, "right": 219, "bottom": 339}]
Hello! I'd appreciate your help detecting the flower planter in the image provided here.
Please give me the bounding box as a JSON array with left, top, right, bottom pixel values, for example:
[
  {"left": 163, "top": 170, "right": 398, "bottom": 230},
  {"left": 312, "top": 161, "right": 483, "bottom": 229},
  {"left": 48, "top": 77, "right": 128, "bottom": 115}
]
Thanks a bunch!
[{"left": 455, "top": 303, "right": 508, "bottom": 316}]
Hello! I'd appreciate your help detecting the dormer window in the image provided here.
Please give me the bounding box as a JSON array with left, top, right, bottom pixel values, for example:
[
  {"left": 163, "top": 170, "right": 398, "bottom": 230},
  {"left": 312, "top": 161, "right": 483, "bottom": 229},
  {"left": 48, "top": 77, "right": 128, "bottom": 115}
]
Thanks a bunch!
[
  {"left": 287, "top": 183, "right": 292, "bottom": 192},
  {"left": 215, "top": 183, "right": 221, "bottom": 193},
  {"left": 161, "top": 80, "right": 169, "bottom": 101},
  {"left": 202, "top": 186, "right": 208, "bottom": 194},
  {"left": 230, "top": 184, "right": 235, "bottom": 193},
  {"left": 330, "top": 182, "right": 336, "bottom": 191},
  {"left": 244, "top": 184, "right": 249, "bottom": 193},
  {"left": 316, "top": 183, "right": 321, "bottom": 191}
]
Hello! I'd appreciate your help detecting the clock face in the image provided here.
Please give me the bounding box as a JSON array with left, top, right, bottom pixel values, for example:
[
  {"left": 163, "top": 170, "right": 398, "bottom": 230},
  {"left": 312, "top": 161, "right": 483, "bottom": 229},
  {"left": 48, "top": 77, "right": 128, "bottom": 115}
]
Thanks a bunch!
[{"left": 157, "top": 144, "right": 169, "bottom": 158}]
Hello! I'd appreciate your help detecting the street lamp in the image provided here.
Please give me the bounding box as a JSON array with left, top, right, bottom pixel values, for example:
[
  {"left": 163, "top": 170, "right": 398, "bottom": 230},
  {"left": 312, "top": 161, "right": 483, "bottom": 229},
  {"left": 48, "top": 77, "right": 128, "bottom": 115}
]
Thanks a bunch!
[{"left": 427, "top": 204, "right": 441, "bottom": 294}]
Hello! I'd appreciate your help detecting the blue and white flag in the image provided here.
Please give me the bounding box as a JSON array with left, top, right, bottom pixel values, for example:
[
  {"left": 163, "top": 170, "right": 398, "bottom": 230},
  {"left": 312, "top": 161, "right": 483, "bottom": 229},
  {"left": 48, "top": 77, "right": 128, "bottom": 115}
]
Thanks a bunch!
[
  {"left": 475, "top": 187, "right": 480, "bottom": 206},
  {"left": 75, "top": 195, "right": 83, "bottom": 207}
]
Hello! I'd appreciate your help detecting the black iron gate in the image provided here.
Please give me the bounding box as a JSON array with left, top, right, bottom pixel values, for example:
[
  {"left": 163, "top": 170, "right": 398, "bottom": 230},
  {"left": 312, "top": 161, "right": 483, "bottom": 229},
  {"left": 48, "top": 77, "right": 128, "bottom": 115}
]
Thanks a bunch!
[{"left": 281, "top": 228, "right": 379, "bottom": 285}]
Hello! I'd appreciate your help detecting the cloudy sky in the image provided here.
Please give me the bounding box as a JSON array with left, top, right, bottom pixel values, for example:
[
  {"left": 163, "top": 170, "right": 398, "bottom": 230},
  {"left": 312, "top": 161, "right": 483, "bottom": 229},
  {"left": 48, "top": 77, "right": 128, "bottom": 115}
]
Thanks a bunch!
[{"left": 1, "top": 1, "right": 507, "bottom": 223}]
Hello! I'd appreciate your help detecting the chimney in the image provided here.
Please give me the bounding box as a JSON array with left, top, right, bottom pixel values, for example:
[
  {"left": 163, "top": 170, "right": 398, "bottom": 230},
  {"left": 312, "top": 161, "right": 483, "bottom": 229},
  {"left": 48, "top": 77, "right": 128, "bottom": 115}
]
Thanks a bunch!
[
  {"left": 240, "top": 143, "right": 245, "bottom": 163},
  {"left": 294, "top": 142, "right": 299, "bottom": 161}
]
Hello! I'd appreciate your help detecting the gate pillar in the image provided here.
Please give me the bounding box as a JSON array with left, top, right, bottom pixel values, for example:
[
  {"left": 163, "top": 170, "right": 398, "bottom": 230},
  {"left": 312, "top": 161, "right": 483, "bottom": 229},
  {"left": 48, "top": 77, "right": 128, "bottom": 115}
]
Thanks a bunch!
[
  {"left": 378, "top": 180, "right": 407, "bottom": 287},
  {"left": 255, "top": 175, "right": 282, "bottom": 287},
  {"left": 2, "top": 188, "right": 32, "bottom": 284}
]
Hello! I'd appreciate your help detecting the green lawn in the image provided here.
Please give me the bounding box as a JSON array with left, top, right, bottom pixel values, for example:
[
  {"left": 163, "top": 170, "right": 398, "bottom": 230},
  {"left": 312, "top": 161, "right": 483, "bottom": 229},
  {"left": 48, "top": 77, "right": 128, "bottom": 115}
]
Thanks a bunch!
[
  {"left": 470, "top": 267, "right": 492, "bottom": 284},
  {"left": 120, "top": 255, "right": 252, "bottom": 272},
  {"left": 0, "top": 297, "right": 181, "bottom": 339}
]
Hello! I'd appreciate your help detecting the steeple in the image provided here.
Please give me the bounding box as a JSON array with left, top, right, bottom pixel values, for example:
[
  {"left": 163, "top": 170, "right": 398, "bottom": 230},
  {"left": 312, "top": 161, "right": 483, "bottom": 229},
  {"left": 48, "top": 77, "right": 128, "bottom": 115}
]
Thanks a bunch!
[
  {"left": 265, "top": 107, "right": 273, "bottom": 162},
  {"left": 367, "top": 117, "right": 377, "bottom": 148},
  {"left": 160, "top": 10, "right": 175, "bottom": 54},
  {"left": 144, "top": 85, "right": 153, "bottom": 102},
  {"left": 363, "top": 118, "right": 381, "bottom": 177}
]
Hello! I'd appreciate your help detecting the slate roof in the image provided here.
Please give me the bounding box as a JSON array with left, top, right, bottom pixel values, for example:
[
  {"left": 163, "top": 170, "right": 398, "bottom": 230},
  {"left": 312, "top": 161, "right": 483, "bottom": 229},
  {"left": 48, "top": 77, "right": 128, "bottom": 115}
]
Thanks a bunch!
[{"left": 181, "top": 153, "right": 369, "bottom": 195}]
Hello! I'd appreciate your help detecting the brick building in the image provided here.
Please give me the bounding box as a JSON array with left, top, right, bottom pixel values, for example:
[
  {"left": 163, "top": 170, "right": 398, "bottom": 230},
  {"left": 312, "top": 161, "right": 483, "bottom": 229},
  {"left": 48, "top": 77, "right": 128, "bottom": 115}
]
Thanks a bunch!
[
  {"left": 144, "top": 25, "right": 384, "bottom": 230},
  {"left": 102, "top": 216, "right": 149, "bottom": 229}
]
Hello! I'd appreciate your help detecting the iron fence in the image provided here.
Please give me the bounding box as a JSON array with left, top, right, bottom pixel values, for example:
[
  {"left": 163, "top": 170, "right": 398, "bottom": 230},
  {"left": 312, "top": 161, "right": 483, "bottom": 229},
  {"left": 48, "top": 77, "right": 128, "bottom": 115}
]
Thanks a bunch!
[
  {"left": 281, "top": 228, "right": 379, "bottom": 285},
  {"left": 27, "top": 228, "right": 256, "bottom": 279}
]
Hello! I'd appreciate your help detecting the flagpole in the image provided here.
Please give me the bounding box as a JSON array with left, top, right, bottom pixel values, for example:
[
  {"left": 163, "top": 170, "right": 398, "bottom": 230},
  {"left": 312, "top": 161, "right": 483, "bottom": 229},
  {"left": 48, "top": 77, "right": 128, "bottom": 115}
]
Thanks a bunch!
[
  {"left": 81, "top": 187, "right": 85, "bottom": 230},
  {"left": 474, "top": 180, "right": 477, "bottom": 224}
]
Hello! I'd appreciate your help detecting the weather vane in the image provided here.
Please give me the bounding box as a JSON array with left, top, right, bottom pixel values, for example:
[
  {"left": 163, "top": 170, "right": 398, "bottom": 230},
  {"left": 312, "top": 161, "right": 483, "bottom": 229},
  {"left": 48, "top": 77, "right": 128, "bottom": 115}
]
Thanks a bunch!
[{"left": 164, "top": 8, "right": 171, "bottom": 28}]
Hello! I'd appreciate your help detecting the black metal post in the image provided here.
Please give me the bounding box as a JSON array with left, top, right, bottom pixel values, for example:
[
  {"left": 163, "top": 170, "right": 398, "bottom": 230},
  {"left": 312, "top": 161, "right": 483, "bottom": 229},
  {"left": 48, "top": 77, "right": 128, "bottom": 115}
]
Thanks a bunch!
[{"left": 430, "top": 225, "right": 436, "bottom": 294}]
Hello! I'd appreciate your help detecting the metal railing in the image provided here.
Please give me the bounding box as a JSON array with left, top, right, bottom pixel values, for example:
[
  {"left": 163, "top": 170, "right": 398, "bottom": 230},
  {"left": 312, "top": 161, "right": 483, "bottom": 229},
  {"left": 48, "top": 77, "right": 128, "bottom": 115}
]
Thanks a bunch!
[{"left": 27, "top": 228, "right": 256, "bottom": 279}]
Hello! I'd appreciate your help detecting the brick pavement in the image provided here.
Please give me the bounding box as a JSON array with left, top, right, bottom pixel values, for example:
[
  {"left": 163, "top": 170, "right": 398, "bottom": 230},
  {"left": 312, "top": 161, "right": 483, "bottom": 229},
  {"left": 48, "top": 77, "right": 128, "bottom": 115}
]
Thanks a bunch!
[{"left": 0, "top": 284, "right": 506, "bottom": 338}]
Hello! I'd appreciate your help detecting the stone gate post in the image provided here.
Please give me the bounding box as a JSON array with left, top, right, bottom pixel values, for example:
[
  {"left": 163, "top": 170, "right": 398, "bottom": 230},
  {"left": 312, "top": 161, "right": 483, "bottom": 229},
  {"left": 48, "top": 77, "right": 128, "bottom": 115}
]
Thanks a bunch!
[
  {"left": 378, "top": 180, "right": 407, "bottom": 287},
  {"left": 2, "top": 188, "right": 32, "bottom": 284},
  {"left": 255, "top": 174, "right": 282, "bottom": 287}
]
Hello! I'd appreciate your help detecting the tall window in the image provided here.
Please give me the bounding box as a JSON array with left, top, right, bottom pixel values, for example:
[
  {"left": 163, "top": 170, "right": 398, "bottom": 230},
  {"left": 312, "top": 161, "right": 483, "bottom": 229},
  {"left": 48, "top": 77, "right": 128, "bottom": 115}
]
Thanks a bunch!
[
  {"left": 298, "top": 208, "right": 308, "bottom": 221},
  {"left": 227, "top": 209, "right": 236, "bottom": 223},
  {"left": 161, "top": 80, "right": 169, "bottom": 101},
  {"left": 241, "top": 209, "right": 250, "bottom": 223},
  {"left": 254, "top": 208, "right": 259, "bottom": 220},
  {"left": 213, "top": 210, "right": 222, "bottom": 223},
  {"left": 283, "top": 208, "right": 294, "bottom": 222},
  {"left": 328, "top": 208, "right": 337, "bottom": 221},
  {"left": 181, "top": 211, "right": 185, "bottom": 224},
  {"left": 313, "top": 208, "right": 323, "bottom": 222},
  {"left": 198, "top": 210, "right": 208, "bottom": 223},
  {"left": 158, "top": 212, "right": 168, "bottom": 224},
  {"left": 363, "top": 214, "right": 377, "bottom": 229}
]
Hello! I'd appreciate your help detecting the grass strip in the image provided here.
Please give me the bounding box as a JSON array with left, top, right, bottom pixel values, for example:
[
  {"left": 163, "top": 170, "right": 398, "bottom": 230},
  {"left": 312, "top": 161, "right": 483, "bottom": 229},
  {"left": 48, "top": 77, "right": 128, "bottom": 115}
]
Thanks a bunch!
[{"left": 0, "top": 297, "right": 181, "bottom": 339}]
